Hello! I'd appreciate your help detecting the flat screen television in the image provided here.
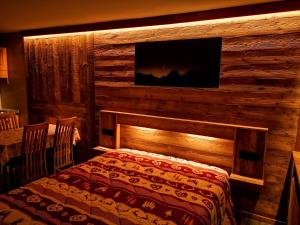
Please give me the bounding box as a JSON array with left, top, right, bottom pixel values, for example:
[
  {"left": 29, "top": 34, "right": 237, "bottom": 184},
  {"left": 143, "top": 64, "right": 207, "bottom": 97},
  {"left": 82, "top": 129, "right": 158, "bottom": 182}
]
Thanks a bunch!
[{"left": 135, "top": 38, "right": 222, "bottom": 88}]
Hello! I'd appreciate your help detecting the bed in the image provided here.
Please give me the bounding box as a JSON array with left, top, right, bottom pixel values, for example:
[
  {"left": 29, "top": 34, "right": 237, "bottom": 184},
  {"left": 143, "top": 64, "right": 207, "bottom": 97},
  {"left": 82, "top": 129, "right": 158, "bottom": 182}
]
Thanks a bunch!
[
  {"left": 0, "top": 110, "right": 268, "bottom": 224},
  {"left": 0, "top": 148, "right": 235, "bottom": 225}
]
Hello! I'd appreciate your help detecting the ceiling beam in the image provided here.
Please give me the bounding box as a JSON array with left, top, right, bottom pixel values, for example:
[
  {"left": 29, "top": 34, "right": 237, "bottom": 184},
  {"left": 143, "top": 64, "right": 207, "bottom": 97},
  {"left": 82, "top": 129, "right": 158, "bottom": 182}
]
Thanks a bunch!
[{"left": 21, "top": 1, "right": 300, "bottom": 36}]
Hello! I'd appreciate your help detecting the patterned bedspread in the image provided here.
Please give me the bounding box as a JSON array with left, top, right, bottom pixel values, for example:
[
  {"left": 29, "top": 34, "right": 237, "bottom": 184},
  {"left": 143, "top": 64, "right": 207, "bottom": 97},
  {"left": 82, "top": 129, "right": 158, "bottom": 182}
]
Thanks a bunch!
[{"left": 0, "top": 149, "right": 235, "bottom": 225}]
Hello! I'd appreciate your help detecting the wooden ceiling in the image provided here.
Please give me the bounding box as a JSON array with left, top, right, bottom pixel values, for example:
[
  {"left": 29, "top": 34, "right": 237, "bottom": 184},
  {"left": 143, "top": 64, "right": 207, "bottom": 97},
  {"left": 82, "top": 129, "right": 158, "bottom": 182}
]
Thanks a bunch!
[{"left": 0, "top": 0, "right": 284, "bottom": 33}]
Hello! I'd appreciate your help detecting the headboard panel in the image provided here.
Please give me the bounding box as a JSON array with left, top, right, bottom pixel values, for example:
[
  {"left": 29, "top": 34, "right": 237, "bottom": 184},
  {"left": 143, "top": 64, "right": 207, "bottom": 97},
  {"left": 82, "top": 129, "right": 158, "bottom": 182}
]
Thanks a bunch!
[
  {"left": 99, "top": 110, "right": 268, "bottom": 191},
  {"left": 120, "top": 124, "right": 234, "bottom": 170}
]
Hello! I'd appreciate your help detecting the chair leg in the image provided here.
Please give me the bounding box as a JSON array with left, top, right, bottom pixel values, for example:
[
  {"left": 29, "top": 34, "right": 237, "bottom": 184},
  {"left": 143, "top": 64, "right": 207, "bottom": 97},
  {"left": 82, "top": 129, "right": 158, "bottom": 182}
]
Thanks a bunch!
[
  {"left": 1, "top": 164, "right": 10, "bottom": 192},
  {"left": 9, "top": 163, "right": 14, "bottom": 188},
  {"left": 5, "top": 162, "right": 15, "bottom": 189},
  {"left": 5, "top": 158, "right": 22, "bottom": 189},
  {"left": 0, "top": 164, "right": 3, "bottom": 193},
  {"left": 13, "top": 160, "right": 22, "bottom": 188}
]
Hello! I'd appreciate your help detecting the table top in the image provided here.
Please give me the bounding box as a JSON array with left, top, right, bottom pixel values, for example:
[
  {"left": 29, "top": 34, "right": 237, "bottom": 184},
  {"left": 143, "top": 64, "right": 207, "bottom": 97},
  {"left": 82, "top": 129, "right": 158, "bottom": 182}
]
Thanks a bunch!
[{"left": 0, "top": 124, "right": 56, "bottom": 147}]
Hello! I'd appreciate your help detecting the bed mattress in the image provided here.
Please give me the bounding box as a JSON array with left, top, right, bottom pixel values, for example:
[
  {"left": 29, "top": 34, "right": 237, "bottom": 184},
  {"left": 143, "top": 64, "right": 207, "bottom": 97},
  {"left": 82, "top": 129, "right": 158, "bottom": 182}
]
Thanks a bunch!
[{"left": 0, "top": 148, "right": 235, "bottom": 225}]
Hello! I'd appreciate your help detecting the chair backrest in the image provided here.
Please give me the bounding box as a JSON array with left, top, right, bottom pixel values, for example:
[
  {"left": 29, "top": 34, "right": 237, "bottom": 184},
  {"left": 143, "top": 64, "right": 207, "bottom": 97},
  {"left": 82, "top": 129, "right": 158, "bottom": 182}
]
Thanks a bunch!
[
  {"left": 21, "top": 122, "right": 49, "bottom": 184},
  {"left": 53, "top": 117, "right": 76, "bottom": 171},
  {"left": 0, "top": 113, "right": 19, "bottom": 131}
]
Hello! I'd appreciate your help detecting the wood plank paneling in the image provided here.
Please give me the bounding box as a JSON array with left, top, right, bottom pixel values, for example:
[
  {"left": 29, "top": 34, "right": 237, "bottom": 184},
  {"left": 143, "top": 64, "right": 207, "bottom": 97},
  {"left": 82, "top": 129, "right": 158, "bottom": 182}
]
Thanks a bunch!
[
  {"left": 93, "top": 11, "right": 300, "bottom": 45},
  {"left": 121, "top": 125, "right": 234, "bottom": 170},
  {"left": 94, "top": 32, "right": 300, "bottom": 221},
  {"left": 24, "top": 34, "right": 95, "bottom": 162}
]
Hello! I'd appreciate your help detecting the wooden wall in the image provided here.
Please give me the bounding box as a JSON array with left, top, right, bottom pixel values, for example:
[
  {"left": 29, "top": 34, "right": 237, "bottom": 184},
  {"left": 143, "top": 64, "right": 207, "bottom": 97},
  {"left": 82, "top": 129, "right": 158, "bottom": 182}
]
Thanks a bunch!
[
  {"left": 24, "top": 34, "right": 95, "bottom": 161},
  {"left": 93, "top": 32, "right": 300, "bottom": 221},
  {"left": 24, "top": 12, "right": 300, "bottom": 222},
  {"left": 0, "top": 33, "right": 28, "bottom": 125}
]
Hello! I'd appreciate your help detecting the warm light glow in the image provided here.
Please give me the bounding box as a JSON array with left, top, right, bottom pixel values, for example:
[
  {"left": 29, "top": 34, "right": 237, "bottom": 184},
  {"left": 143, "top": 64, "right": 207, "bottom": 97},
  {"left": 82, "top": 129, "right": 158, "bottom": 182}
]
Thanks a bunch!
[
  {"left": 24, "top": 31, "right": 94, "bottom": 39},
  {"left": 127, "top": 125, "right": 224, "bottom": 141},
  {"left": 186, "top": 133, "right": 221, "bottom": 141},
  {"left": 129, "top": 126, "right": 158, "bottom": 133},
  {"left": 24, "top": 10, "right": 300, "bottom": 39}
]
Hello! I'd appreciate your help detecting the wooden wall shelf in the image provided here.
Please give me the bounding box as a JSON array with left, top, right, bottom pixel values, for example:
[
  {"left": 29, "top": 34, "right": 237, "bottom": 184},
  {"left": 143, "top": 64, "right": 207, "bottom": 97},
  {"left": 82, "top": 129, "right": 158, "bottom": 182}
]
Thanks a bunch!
[
  {"left": 288, "top": 152, "right": 300, "bottom": 225},
  {"left": 0, "top": 47, "right": 8, "bottom": 79},
  {"left": 230, "top": 173, "right": 264, "bottom": 192},
  {"left": 92, "top": 145, "right": 114, "bottom": 153}
]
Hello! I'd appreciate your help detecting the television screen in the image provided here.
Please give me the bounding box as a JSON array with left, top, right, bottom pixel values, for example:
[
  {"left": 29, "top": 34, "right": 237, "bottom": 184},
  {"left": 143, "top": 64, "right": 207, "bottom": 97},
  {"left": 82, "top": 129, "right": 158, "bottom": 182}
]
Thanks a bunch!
[{"left": 135, "top": 38, "right": 222, "bottom": 88}]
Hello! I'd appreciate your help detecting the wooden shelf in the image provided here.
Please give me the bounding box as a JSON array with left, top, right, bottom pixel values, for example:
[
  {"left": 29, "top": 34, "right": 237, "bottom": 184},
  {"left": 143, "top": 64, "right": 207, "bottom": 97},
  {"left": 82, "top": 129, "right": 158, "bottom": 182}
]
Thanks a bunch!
[
  {"left": 288, "top": 151, "right": 300, "bottom": 225},
  {"left": 230, "top": 173, "right": 264, "bottom": 192},
  {"left": 0, "top": 47, "right": 8, "bottom": 79},
  {"left": 92, "top": 146, "right": 116, "bottom": 153},
  {"left": 293, "top": 151, "right": 300, "bottom": 188}
]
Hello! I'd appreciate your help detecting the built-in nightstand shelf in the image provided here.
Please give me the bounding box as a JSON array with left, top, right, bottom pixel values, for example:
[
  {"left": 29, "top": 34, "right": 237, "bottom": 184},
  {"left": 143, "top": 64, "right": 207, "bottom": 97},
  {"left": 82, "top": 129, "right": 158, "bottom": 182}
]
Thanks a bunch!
[
  {"left": 230, "top": 173, "right": 264, "bottom": 192},
  {"left": 92, "top": 146, "right": 115, "bottom": 154}
]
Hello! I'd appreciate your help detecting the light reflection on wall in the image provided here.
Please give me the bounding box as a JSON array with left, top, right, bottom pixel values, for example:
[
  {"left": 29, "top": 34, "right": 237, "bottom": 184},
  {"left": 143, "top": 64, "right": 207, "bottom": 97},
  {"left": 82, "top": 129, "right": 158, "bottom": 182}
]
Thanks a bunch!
[
  {"left": 127, "top": 125, "right": 160, "bottom": 134},
  {"left": 125, "top": 125, "right": 233, "bottom": 148},
  {"left": 120, "top": 125, "right": 234, "bottom": 168},
  {"left": 185, "top": 133, "right": 221, "bottom": 141}
]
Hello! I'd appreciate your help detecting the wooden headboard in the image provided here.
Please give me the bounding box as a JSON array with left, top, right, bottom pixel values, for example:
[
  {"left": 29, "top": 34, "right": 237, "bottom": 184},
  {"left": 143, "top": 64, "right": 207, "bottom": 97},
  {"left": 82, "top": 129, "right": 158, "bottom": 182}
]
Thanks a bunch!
[{"left": 99, "top": 110, "right": 268, "bottom": 191}]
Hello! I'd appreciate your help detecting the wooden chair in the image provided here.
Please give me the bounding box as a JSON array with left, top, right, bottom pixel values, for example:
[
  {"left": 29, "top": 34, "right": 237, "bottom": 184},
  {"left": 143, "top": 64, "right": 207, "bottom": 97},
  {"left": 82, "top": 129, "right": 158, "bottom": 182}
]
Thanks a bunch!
[
  {"left": 53, "top": 117, "right": 76, "bottom": 172},
  {"left": 21, "top": 122, "right": 49, "bottom": 184},
  {"left": 0, "top": 113, "right": 19, "bottom": 131}
]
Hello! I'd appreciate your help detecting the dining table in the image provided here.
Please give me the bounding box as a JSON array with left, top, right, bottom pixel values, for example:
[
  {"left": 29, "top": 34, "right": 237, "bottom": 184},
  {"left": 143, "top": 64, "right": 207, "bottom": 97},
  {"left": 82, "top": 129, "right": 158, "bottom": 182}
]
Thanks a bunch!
[{"left": 0, "top": 124, "right": 80, "bottom": 165}]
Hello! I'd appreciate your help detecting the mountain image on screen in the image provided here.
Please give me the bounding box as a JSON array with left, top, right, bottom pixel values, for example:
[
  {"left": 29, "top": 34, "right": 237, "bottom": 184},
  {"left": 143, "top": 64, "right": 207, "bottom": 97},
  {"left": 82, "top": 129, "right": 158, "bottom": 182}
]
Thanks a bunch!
[
  {"left": 136, "top": 69, "right": 216, "bottom": 87},
  {"left": 135, "top": 38, "right": 222, "bottom": 88}
]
